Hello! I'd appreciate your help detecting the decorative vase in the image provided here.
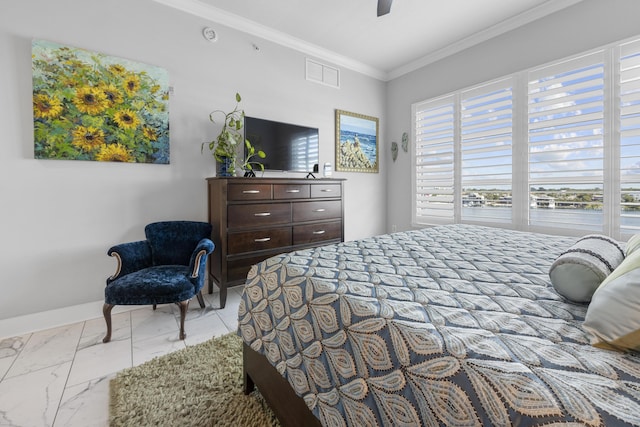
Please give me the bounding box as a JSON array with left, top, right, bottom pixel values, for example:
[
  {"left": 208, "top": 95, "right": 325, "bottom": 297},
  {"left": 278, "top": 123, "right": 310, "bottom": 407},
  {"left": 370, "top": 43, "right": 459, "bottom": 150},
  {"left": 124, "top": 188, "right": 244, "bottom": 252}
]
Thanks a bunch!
[{"left": 216, "top": 156, "right": 236, "bottom": 177}]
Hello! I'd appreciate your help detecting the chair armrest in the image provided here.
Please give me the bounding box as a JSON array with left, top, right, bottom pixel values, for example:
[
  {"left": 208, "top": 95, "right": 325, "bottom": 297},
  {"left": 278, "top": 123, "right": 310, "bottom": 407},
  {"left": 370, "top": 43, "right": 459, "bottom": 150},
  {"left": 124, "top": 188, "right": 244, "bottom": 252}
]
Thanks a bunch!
[
  {"left": 107, "top": 240, "right": 152, "bottom": 283},
  {"left": 189, "top": 238, "right": 215, "bottom": 278}
]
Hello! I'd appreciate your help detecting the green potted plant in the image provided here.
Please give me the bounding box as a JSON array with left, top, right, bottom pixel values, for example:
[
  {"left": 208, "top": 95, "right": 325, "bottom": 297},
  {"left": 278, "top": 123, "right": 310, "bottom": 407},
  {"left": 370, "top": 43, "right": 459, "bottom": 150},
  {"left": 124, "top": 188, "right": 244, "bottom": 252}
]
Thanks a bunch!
[
  {"left": 202, "top": 92, "right": 266, "bottom": 177},
  {"left": 241, "top": 139, "right": 266, "bottom": 177}
]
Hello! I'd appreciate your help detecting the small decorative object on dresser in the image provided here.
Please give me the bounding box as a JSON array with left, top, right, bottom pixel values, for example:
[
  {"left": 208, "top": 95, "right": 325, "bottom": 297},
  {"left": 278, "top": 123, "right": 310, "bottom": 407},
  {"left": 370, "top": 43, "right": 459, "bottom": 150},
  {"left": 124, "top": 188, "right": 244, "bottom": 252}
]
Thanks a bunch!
[{"left": 206, "top": 177, "right": 345, "bottom": 308}]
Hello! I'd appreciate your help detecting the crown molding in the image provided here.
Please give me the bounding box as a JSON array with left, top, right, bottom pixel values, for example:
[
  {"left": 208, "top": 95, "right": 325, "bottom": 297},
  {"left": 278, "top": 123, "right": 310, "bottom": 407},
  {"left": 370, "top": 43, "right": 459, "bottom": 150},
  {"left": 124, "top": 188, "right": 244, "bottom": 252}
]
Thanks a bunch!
[
  {"left": 151, "top": 0, "right": 387, "bottom": 81},
  {"left": 387, "top": 0, "right": 584, "bottom": 80},
  {"left": 153, "top": 0, "right": 583, "bottom": 82}
]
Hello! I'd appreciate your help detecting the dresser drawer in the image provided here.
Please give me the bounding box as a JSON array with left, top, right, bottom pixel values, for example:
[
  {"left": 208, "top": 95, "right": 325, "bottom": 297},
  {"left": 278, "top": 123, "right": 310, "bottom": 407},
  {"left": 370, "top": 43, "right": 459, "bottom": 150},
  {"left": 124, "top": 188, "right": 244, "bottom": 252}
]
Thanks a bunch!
[
  {"left": 226, "top": 258, "right": 257, "bottom": 284},
  {"left": 293, "top": 200, "right": 342, "bottom": 222},
  {"left": 293, "top": 221, "right": 342, "bottom": 245},
  {"left": 311, "top": 184, "right": 341, "bottom": 198},
  {"left": 228, "top": 184, "right": 272, "bottom": 201},
  {"left": 228, "top": 203, "right": 291, "bottom": 229},
  {"left": 226, "top": 251, "right": 286, "bottom": 283},
  {"left": 274, "top": 184, "right": 310, "bottom": 199},
  {"left": 228, "top": 227, "right": 292, "bottom": 255}
]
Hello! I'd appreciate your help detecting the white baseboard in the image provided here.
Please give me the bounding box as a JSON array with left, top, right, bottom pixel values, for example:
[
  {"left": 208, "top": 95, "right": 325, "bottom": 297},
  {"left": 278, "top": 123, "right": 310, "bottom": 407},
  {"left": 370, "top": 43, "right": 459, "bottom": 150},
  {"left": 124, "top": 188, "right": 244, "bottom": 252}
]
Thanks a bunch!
[{"left": 0, "top": 301, "right": 138, "bottom": 340}]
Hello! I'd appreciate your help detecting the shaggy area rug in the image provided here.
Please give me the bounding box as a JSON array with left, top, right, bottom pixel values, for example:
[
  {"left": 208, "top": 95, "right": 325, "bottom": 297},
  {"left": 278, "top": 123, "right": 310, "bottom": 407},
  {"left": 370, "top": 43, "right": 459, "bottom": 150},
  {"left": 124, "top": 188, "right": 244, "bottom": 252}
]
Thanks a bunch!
[{"left": 109, "top": 333, "right": 280, "bottom": 427}]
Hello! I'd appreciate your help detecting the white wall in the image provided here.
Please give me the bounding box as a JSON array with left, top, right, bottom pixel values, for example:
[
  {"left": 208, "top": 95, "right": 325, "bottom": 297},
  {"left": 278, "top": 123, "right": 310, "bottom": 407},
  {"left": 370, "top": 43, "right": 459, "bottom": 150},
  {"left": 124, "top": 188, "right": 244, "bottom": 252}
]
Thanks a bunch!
[
  {"left": 0, "top": 0, "right": 386, "bottom": 331},
  {"left": 385, "top": 0, "right": 640, "bottom": 233}
]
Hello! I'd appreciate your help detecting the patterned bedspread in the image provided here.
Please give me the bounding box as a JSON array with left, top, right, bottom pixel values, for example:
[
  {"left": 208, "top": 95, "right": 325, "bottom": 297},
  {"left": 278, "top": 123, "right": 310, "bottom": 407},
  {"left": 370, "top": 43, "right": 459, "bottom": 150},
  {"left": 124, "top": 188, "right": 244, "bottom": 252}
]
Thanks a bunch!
[{"left": 237, "top": 224, "right": 640, "bottom": 426}]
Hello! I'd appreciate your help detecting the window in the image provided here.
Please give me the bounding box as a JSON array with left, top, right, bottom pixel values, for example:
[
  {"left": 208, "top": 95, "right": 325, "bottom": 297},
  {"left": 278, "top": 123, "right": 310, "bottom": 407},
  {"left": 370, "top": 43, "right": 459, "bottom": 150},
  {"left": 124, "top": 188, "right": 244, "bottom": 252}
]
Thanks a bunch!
[
  {"left": 412, "top": 96, "right": 455, "bottom": 224},
  {"left": 528, "top": 53, "right": 605, "bottom": 233},
  {"left": 620, "top": 39, "right": 640, "bottom": 235},
  {"left": 461, "top": 79, "right": 513, "bottom": 224},
  {"left": 412, "top": 36, "right": 640, "bottom": 240}
]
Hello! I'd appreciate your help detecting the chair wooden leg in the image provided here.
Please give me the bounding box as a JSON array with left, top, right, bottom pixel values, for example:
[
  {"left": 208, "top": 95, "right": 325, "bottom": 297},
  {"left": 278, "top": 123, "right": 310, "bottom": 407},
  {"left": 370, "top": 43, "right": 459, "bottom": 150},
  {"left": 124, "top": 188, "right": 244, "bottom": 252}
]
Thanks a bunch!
[
  {"left": 102, "top": 303, "right": 114, "bottom": 343},
  {"left": 196, "top": 290, "right": 205, "bottom": 309},
  {"left": 177, "top": 300, "right": 190, "bottom": 340}
]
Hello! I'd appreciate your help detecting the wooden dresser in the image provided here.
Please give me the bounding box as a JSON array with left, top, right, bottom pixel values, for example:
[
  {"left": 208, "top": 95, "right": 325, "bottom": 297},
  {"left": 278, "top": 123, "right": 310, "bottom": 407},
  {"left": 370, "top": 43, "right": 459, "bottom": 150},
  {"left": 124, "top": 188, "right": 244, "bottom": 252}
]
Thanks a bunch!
[{"left": 207, "top": 177, "right": 345, "bottom": 307}]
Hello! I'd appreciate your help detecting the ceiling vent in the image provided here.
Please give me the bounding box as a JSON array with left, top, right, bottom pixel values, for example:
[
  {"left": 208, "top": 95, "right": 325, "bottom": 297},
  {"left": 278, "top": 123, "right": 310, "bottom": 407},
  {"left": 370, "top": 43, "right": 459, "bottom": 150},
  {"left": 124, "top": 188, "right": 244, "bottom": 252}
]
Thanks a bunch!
[{"left": 306, "top": 58, "right": 340, "bottom": 89}]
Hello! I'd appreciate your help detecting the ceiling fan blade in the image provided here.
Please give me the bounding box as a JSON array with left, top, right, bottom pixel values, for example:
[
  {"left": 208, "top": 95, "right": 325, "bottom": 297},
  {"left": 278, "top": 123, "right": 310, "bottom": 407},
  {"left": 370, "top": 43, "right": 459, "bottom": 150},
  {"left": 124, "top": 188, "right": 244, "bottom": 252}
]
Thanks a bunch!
[{"left": 377, "top": 0, "right": 393, "bottom": 16}]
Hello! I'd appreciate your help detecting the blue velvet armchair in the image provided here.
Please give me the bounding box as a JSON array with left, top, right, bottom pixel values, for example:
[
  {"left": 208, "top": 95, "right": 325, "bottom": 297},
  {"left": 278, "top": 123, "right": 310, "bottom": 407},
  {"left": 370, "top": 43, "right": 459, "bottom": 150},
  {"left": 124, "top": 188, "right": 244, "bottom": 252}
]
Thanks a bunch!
[{"left": 103, "top": 221, "right": 214, "bottom": 343}]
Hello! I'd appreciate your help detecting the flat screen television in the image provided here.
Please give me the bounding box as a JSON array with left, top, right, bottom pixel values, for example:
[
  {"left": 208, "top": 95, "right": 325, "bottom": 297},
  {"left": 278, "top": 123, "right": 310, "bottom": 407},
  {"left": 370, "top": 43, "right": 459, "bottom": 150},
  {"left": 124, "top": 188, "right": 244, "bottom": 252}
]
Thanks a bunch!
[{"left": 244, "top": 116, "right": 319, "bottom": 173}]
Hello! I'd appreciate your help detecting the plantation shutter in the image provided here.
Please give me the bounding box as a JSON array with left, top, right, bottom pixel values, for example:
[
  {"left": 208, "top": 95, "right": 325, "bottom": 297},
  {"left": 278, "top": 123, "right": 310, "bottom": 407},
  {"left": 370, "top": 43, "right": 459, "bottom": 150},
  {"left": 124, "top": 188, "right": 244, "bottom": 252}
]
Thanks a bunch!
[
  {"left": 620, "top": 39, "right": 640, "bottom": 235},
  {"left": 411, "top": 36, "right": 640, "bottom": 239},
  {"left": 412, "top": 96, "right": 455, "bottom": 225},
  {"left": 460, "top": 78, "right": 513, "bottom": 223},
  {"left": 527, "top": 51, "right": 605, "bottom": 232}
]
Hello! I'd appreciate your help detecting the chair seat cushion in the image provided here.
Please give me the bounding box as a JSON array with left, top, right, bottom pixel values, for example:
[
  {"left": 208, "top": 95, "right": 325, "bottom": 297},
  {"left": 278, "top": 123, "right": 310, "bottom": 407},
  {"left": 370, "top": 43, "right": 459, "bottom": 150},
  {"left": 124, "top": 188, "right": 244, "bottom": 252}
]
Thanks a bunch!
[{"left": 105, "top": 265, "right": 196, "bottom": 306}]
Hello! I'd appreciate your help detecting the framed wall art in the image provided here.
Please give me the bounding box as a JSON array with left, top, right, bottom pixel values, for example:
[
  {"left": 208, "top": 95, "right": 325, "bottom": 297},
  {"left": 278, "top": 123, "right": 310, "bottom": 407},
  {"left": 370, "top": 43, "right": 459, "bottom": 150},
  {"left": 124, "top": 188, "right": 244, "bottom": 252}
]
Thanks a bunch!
[
  {"left": 32, "top": 39, "right": 170, "bottom": 163},
  {"left": 335, "top": 109, "right": 378, "bottom": 173}
]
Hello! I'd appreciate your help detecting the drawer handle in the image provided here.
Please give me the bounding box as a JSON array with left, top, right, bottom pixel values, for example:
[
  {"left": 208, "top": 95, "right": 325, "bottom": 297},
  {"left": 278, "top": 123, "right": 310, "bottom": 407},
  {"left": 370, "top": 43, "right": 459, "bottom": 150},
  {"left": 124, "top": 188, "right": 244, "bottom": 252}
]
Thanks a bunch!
[
  {"left": 242, "top": 190, "right": 260, "bottom": 194},
  {"left": 313, "top": 208, "right": 326, "bottom": 213},
  {"left": 286, "top": 189, "right": 301, "bottom": 193},
  {"left": 254, "top": 212, "right": 271, "bottom": 217},
  {"left": 321, "top": 189, "right": 333, "bottom": 192},
  {"left": 312, "top": 230, "right": 326, "bottom": 235},
  {"left": 254, "top": 237, "right": 271, "bottom": 242}
]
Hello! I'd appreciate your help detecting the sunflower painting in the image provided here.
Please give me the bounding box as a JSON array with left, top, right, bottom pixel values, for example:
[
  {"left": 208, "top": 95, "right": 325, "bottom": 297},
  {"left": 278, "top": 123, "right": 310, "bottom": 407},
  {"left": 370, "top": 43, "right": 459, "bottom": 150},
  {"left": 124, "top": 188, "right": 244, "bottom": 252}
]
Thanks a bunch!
[{"left": 32, "top": 39, "right": 170, "bottom": 163}]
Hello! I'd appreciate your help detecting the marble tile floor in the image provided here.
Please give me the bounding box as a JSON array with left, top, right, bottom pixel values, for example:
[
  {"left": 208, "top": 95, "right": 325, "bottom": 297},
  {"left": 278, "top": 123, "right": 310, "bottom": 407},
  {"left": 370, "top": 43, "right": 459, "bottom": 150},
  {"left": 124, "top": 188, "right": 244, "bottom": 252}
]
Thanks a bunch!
[{"left": 0, "top": 286, "right": 244, "bottom": 427}]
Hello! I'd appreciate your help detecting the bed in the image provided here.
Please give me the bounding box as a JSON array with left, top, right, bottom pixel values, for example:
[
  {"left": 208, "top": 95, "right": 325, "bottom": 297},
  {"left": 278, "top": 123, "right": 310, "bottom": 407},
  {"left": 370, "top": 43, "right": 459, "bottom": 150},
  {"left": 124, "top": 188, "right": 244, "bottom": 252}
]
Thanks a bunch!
[{"left": 237, "top": 224, "right": 640, "bottom": 426}]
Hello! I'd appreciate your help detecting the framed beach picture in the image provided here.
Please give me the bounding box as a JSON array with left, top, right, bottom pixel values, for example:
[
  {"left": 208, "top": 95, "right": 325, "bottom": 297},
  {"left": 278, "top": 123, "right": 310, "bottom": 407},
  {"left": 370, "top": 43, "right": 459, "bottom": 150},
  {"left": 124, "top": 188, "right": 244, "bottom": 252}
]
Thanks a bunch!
[
  {"left": 32, "top": 39, "right": 170, "bottom": 163},
  {"left": 335, "top": 109, "right": 379, "bottom": 173}
]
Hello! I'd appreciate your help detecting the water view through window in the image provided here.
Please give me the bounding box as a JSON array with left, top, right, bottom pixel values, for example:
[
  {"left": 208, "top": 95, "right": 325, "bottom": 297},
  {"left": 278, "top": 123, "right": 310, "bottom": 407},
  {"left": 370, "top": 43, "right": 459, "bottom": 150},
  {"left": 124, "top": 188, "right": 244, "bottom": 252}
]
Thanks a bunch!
[{"left": 462, "top": 188, "right": 640, "bottom": 231}]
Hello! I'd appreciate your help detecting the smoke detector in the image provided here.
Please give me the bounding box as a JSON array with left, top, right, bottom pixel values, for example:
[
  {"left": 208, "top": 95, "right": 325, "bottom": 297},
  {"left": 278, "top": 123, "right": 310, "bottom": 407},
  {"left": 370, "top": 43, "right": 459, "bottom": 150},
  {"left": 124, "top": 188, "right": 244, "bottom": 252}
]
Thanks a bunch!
[{"left": 202, "top": 27, "right": 218, "bottom": 43}]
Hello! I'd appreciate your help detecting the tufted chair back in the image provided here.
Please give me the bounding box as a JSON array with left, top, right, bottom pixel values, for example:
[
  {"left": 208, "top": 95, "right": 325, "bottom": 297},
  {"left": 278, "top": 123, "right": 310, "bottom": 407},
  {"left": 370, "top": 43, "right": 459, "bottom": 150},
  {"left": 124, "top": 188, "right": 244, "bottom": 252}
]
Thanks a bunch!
[{"left": 145, "top": 221, "right": 212, "bottom": 266}]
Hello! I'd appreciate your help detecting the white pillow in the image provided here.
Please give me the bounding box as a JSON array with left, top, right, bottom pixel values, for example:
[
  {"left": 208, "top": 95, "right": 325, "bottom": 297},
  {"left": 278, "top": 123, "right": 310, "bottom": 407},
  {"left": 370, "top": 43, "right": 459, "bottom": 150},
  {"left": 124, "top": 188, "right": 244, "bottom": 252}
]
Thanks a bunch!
[
  {"left": 549, "top": 235, "right": 625, "bottom": 303},
  {"left": 626, "top": 233, "right": 640, "bottom": 256},
  {"left": 583, "top": 249, "right": 640, "bottom": 352}
]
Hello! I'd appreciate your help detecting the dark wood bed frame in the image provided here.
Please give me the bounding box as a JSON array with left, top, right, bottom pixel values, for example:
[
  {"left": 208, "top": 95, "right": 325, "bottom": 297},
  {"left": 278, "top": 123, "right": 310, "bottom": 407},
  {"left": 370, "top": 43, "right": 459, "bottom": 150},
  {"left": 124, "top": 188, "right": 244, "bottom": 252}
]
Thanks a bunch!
[{"left": 242, "top": 343, "right": 322, "bottom": 426}]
